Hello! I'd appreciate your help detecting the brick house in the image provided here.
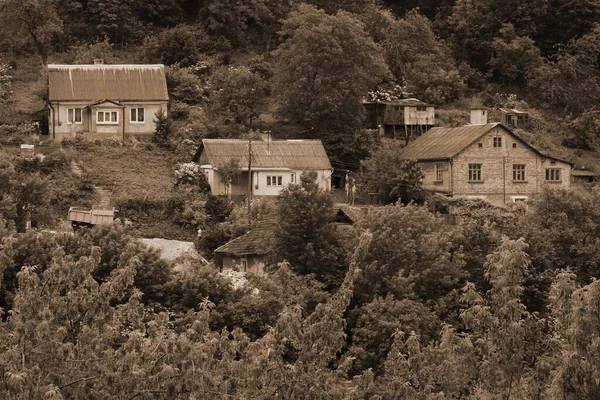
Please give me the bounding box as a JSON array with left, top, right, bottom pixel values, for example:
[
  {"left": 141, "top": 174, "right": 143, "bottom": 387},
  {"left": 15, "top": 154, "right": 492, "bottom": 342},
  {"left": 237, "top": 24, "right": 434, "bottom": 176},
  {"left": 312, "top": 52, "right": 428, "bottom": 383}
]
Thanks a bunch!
[
  {"left": 193, "top": 138, "right": 333, "bottom": 197},
  {"left": 399, "top": 123, "right": 573, "bottom": 206},
  {"left": 45, "top": 64, "right": 169, "bottom": 141}
]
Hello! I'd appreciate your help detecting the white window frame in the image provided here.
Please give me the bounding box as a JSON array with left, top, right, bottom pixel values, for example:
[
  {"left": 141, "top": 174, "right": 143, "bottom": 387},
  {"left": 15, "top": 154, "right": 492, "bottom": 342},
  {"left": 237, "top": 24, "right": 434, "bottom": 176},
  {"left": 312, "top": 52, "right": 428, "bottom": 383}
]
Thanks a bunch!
[
  {"left": 241, "top": 257, "right": 248, "bottom": 272},
  {"left": 130, "top": 107, "right": 145, "bottom": 123},
  {"left": 291, "top": 173, "right": 296, "bottom": 183},
  {"left": 511, "top": 196, "right": 528, "bottom": 203},
  {"left": 546, "top": 168, "right": 561, "bottom": 182},
  {"left": 468, "top": 164, "right": 482, "bottom": 182},
  {"left": 97, "top": 110, "right": 119, "bottom": 125},
  {"left": 266, "top": 175, "right": 283, "bottom": 186},
  {"left": 513, "top": 164, "right": 526, "bottom": 182},
  {"left": 67, "top": 108, "right": 83, "bottom": 124}
]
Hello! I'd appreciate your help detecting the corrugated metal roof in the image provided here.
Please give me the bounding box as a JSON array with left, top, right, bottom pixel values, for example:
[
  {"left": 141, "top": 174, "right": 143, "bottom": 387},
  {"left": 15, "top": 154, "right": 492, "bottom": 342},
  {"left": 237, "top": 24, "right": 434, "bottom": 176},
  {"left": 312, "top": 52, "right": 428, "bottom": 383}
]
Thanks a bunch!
[
  {"left": 400, "top": 123, "right": 573, "bottom": 165},
  {"left": 47, "top": 64, "right": 169, "bottom": 101},
  {"left": 200, "top": 139, "right": 333, "bottom": 170},
  {"left": 400, "top": 123, "right": 500, "bottom": 160},
  {"left": 363, "top": 98, "right": 431, "bottom": 107},
  {"left": 215, "top": 215, "right": 278, "bottom": 256},
  {"left": 499, "top": 108, "right": 529, "bottom": 115}
]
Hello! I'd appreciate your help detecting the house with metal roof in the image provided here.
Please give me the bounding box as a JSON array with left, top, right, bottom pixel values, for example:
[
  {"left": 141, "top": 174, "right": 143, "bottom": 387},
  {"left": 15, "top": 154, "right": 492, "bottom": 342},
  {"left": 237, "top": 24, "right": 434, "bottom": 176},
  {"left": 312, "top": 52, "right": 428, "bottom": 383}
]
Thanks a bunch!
[
  {"left": 194, "top": 138, "right": 333, "bottom": 197},
  {"left": 45, "top": 63, "right": 169, "bottom": 141},
  {"left": 214, "top": 215, "right": 278, "bottom": 274},
  {"left": 363, "top": 98, "right": 435, "bottom": 139},
  {"left": 399, "top": 122, "right": 573, "bottom": 206}
]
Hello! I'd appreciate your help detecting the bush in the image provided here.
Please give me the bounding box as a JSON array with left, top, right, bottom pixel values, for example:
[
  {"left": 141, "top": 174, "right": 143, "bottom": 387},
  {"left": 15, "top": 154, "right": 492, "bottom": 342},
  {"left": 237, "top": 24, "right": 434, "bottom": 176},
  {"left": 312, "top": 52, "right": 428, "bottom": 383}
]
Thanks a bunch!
[
  {"left": 169, "top": 102, "right": 190, "bottom": 120},
  {"left": 174, "top": 162, "right": 211, "bottom": 193}
]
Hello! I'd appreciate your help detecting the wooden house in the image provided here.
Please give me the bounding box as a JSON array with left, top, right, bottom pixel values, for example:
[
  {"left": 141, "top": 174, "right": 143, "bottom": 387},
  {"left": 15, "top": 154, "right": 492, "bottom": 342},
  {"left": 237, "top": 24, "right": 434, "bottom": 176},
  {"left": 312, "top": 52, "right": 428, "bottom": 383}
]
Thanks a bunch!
[
  {"left": 399, "top": 123, "right": 573, "bottom": 207},
  {"left": 214, "top": 215, "right": 277, "bottom": 274},
  {"left": 45, "top": 64, "right": 169, "bottom": 141},
  {"left": 194, "top": 139, "right": 333, "bottom": 197},
  {"left": 363, "top": 98, "right": 435, "bottom": 139},
  {"left": 500, "top": 108, "right": 530, "bottom": 128}
]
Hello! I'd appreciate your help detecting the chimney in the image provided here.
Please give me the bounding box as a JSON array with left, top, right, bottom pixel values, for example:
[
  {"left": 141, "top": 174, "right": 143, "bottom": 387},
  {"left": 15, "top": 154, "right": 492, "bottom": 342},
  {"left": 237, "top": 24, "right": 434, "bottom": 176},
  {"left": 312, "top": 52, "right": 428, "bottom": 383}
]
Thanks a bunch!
[
  {"left": 470, "top": 108, "right": 487, "bottom": 125},
  {"left": 94, "top": 58, "right": 104, "bottom": 65}
]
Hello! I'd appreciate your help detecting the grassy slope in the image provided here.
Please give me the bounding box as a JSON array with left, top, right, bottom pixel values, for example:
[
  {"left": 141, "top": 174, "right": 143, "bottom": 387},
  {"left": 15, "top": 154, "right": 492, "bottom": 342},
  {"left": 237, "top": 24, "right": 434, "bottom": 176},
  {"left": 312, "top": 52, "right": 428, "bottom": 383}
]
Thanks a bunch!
[{"left": 75, "top": 144, "right": 182, "bottom": 202}]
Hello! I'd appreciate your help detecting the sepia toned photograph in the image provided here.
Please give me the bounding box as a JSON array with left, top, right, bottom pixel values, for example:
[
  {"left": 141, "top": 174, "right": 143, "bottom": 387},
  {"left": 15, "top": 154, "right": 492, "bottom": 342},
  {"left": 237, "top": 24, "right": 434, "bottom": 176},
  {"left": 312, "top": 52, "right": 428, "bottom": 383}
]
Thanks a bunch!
[{"left": 1, "top": 0, "right": 599, "bottom": 398}]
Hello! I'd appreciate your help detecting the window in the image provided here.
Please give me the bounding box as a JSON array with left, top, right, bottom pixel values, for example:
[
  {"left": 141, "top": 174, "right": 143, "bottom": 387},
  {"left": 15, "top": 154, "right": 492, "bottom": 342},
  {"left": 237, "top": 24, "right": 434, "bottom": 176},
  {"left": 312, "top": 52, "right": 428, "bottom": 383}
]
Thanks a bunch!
[
  {"left": 291, "top": 173, "right": 296, "bottom": 183},
  {"left": 512, "top": 196, "right": 528, "bottom": 203},
  {"left": 130, "top": 107, "right": 145, "bottom": 123},
  {"left": 97, "top": 110, "right": 118, "bottom": 124},
  {"left": 493, "top": 136, "right": 502, "bottom": 147},
  {"left": 241, "top": 257, "right": 247, "bottom": 272},
  {"left": 266, "top": 175, "right": 283, "bottom": 186},
  {"left": 550, "top": 160, "right": 556, "bottom": 165},
  {"left": 478, "top": 143, "right": 483, "bottom": 148},
  {"left": 416, "top": 106, "right": 426, "bottom": 111},
  {"left": 546, "top": 168, "right": 561, "bottom": 182},
  {"left": 512, "top": 143, "right": 517, "bottom": 148},
  {"left": 67, "top": 108, "right": 82, "bottom": 124},
  {"left": 435, "top": 164, "right": 444, "bottom": 182},
  {"left": 468, "top": 164, "right": 482, "bottom": 181},
  {"left": 513, "top": 164, "right": 526, "bottom": 181}
]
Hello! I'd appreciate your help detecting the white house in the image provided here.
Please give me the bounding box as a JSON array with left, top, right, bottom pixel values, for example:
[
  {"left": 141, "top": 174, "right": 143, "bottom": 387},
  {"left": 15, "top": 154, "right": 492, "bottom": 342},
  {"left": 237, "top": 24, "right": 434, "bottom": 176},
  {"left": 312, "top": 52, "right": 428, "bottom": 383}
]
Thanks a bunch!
[
  {"left": 45, "top": 63, "right": 169, "bottom": 141},
  {"left": 194, "top": 138, "right": 333, "bottom": 196}
]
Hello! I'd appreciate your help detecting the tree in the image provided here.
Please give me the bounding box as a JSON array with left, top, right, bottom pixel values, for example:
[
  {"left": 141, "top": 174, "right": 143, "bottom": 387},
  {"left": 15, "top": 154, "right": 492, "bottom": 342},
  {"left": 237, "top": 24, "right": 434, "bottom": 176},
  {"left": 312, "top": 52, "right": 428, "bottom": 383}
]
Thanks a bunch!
[
  {"left": 357, "top": 141, "right": 425, "bottom": 204},
  {"left": 152, "top": 109, "right": 172, "bottom": 148},
  {"left": 208, "top": 66, "right": 269, "bottom": 128},
  {"left": 383, "top": 10, "right": 466, "bottom": 103},
  {"left": 546, "top": 270, "right": 600, "bottom": 399},
  {"left": 272, "top": 4, "right": 390, "bottom": 162},
  {"left": 460, "top": 237, "right": 545, "bottom": 398},
  {"left": 0, "top": 0, "right": 63, "bottom": 65},
  {"left": 354, "top": 204, "right": 467, "bottom": 307},
  {"left": 218, "top": 158, "right": 241, "bottom": 200},
  {"left": 529, "top": 24, "right": 600, "bottom": 113},
  {"left": 274, "top": 171, "right": 346, "bottom": 286}
]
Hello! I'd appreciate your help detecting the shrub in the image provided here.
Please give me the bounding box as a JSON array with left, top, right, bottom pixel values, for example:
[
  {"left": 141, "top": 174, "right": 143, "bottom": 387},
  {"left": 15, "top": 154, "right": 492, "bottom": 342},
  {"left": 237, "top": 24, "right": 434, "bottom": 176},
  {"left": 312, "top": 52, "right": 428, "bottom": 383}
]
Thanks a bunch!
[{"left": 174, "top": 162, "right": 211, "bottom": 193}]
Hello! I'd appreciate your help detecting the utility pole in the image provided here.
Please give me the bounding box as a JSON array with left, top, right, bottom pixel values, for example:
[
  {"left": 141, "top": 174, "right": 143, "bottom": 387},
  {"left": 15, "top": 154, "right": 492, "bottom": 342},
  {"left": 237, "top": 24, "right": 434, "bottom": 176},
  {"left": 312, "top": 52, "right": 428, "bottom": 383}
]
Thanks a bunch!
[{"left": 247, "top": 139, "right": 252, "bottom": 217}]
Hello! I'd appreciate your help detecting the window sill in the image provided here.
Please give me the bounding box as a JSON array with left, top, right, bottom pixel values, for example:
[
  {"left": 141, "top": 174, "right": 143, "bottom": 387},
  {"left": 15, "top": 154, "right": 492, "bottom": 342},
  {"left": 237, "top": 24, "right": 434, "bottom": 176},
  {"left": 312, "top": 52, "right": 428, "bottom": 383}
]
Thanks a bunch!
[
  {"left": 130, "top": 121, "right": 145, "bottom": 124},
  {"left": 512, "top": 180, "right": 528, "bottom": 183},
  {"left": 433, "top": 180, "right": 444, "bottom": 185},
  {"left": 468, "top": 180, "right": 484, "bottom": 184},
  {"left": 67, "top": 122, "right": 83, "bottom": 125},
  {"left": 546, "top": 180, "right": 562, "bottom": 184},
  {"left": 97, "top": 122, "right": 119, "bottom": 125}
]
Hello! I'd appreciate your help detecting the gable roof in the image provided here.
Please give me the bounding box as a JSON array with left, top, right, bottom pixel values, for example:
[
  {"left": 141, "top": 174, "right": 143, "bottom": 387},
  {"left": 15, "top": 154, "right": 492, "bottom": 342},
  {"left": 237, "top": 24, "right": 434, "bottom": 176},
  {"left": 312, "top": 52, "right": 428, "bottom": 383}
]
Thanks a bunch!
[
  {"left": 214, "top": 215, "right": 278, "bottom": 256},
  {"left": 400, "top": 123, "right": 501, "bottom": 160},
  {"left": 399, "top": 123, "right": 572, "bottom": 165},
  {"left": 197, "top": 139, "right": 333, "bottom": 170},
  {"left": 47, "top": 64, "right": 169, "bottom": 102}
]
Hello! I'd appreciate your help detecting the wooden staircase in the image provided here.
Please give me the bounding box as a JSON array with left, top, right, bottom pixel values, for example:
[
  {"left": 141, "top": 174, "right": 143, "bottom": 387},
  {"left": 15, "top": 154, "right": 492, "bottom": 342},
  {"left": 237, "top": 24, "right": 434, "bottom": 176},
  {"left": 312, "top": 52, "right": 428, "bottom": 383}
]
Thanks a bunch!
[{"left": 94, "top": 186, "right": 113, "bottom": 208}]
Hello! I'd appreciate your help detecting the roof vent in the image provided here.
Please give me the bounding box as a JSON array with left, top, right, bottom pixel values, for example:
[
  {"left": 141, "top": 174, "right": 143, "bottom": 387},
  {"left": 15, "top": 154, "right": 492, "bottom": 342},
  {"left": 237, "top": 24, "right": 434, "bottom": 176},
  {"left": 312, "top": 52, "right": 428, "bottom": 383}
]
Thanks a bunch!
[{"left": 470, "top": 108, "right": 487, "bottom": 125}]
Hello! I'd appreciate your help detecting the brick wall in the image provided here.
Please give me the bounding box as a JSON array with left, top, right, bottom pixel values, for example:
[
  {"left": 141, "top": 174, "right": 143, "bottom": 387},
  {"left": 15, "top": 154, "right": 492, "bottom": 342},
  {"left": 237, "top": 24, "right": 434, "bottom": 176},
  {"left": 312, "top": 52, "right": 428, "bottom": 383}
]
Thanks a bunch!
[{"left": 418, "top": 125, "right": 571, "bottom": 206}]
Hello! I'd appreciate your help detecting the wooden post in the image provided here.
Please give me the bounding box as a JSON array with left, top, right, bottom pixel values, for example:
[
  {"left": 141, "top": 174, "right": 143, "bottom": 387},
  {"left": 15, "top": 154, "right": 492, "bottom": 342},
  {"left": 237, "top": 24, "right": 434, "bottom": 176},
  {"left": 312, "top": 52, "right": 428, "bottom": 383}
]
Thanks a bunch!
[{"left": 247, "top": 140, "right": 252, "bottom": 217}]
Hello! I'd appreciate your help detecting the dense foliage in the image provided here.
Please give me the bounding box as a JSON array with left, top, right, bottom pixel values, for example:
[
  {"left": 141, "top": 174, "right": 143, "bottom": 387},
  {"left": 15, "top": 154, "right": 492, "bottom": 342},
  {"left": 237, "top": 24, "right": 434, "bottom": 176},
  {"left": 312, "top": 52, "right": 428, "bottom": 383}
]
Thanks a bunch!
[{"left": 3, "top": 189, "right": 600, "bottom": 398}]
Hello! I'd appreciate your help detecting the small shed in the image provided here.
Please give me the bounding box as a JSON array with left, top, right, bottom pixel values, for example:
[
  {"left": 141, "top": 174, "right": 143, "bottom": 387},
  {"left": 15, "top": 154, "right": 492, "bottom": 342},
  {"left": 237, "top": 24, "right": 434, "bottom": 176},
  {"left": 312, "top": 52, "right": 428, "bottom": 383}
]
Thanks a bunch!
[
  {"left": 500, "top": 108, "right": 530, "bottom": 128},
  {"left": 571, "top": 169, "right": 596, "bottom": 184}
]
